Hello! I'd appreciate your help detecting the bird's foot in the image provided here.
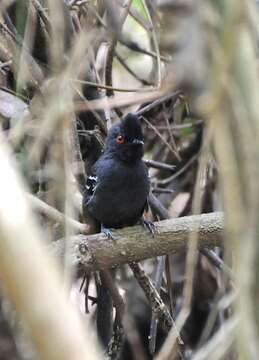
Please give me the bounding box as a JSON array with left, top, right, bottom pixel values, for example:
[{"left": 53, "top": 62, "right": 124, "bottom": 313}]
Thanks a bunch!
[
  {"left": 101, "top": 224, "right": 115, "bottom": 240},
  {"left": 140, "top": 218, "right": 156, "bottom": 237}
]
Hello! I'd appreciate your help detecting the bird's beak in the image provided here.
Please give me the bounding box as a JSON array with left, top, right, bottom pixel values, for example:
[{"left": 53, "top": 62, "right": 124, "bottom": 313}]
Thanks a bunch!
[{"left": 132, "top": 139, "right": 144, "bottom": 145}]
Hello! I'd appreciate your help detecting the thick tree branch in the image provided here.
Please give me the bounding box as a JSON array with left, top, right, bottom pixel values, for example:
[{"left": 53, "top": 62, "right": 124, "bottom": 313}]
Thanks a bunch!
[{"left": 53, "top": 212, "right": 223, "bottom": 272}]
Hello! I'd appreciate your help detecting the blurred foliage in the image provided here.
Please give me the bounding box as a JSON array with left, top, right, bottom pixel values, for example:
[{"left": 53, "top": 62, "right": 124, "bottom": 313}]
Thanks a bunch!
[{"left": 0, "top": 0, "right": 258, "bottom": 359}]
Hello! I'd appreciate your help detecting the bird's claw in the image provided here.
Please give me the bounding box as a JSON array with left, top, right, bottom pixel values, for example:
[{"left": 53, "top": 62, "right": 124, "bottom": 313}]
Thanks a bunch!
[
  {"left": 141, "top": 219, "right": 156, "bottom": 237},
  {"left": 101, "top": 224, "right": 115, "bottom": 240}
]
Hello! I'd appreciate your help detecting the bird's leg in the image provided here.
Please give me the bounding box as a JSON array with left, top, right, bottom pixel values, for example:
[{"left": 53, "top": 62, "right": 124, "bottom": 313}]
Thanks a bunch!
[
  {"left": 101, "top": 223, "right": 115, "bottom": 240},
  {"left": 139, "top": 217, "right": 156, "bottom": 237}
]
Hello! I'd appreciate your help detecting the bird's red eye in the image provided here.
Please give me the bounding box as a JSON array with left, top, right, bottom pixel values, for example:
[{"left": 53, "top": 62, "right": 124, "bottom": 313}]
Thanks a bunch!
[{"left": 116, "top": 135, "right": 124, "bottom": 144}]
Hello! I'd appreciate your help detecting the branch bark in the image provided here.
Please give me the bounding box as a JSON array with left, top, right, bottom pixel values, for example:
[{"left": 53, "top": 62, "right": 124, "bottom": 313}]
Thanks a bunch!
[{"left": 53, "top": 212, "right": 223, "bottom": 272}]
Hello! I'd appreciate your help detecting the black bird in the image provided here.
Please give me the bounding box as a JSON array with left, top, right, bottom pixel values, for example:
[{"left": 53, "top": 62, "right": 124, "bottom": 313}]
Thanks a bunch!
[{"left": 83, "top": 113, "right": 153, "bottom": 238}]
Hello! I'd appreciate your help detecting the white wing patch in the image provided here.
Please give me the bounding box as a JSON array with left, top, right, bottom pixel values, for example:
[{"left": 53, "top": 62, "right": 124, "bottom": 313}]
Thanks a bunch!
[{"left": 86, "top": 175, "right": 98, "bottom": 196}]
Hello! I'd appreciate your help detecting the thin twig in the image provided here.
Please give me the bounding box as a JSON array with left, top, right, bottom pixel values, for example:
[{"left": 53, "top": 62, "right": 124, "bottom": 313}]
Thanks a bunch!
[
  {"left": 156, "top": 153, "right": 199, "bottom": 186},
  {"left": 115, "top": 51, "right": 153, "bottom": 86},
  {"left": 121, "top": 0, "right": 152, "bottom": 31},
  {"left": 200, "top": 248, "right": 235, "bottom": 280},
  {"left": 197, "top": 290, "right": 237, "bottom": 348},
  {"left": 191, "top": 316, "right": 239, "bottom": 360},
  {"left": 141, "top": 0, "right": 162, "bottom": 87},
  {"left": 136, "top": 91, "right": 181, "bottom": 116},
  {"left": 144, "top": 159, "right": 176, "bottom": 172},
  {"left": 142, "top": 116, "right": 181, "bottom": 161},
  {"left": 74, "top": 88, "right": 164, "bottom": 112},
  {"left": 71, "top": 78, "right": 155, "bottom": 92},
  {"left": 149, "top": 256, "right": 166, "bottom": 354},
  {"left": 165, "top": 255, "right": 174, "bottom": 316},
  {"left": 101, "top": 269, "right": 125, "bottom": 359},
  {"left": 157, "top": 127, "right": 213, "bottom": 359},
  {"left": 129, "top": 262, "right": 181, "bottom": 339},
  {"left": 27, "top": 193, "right": 89, "bottom": 234},
  {"left": 119, "top": 36, "right": 170, "bottom": 62},
  {"left": 152, "top": 187, "right": 174, "bottom": 194},
  {"left": 148, "top": 192, "right": 170, "bottom": 220},
  {"left": 105, "top": 0, "right": 133, "bottom": 99}
]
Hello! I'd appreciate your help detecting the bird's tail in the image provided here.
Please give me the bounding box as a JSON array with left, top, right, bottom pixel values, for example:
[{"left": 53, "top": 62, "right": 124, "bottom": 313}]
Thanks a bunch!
[{"left": 95, "top": 270, "right": 114, "bottom": 349}]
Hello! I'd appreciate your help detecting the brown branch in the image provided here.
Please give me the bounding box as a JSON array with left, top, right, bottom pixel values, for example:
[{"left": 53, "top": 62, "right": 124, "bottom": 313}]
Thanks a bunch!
[
  {"left": 144, "top": 159, "right": 176, "bottom": 172},
  {"left": 27, "top": 193, "right": 89, "bottom": 234},
  {"left": 129, "top": 262, "right": 179, "bottom": 335},
  {"left": 53, "top": 212, "right": 223, "bottom": 272}
]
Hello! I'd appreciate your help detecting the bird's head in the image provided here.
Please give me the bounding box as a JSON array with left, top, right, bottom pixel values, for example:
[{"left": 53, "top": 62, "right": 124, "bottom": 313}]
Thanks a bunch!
[{"left": 106, "top": 113, "right": 144, "bottom": 163}]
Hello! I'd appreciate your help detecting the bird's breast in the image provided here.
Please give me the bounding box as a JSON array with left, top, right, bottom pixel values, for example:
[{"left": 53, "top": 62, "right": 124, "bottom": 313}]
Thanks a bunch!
[{"left": 88, "top": 160, "right": 149, "bottom": 228}]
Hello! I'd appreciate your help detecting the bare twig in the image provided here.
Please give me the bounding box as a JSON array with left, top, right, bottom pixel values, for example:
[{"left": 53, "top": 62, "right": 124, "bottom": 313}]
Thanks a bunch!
[
  {"left": 27, "top": 193, "right": 89, "bottom": 234},
  {"left": 156, "top": 153, "right": 199, "bottom": 186},
  {"left": 115, "top": 52, "right": 153, "bottom": 86},
  {"left": 140, "top": 0, "right": 161, "bottom": 87},
  {"left": 74, "top": 88, "right": 164, "bottom": 112},
  {"left": 105, "top": 0, "right": 133, "bottom": 100},
  {"left": 148, "top": 192, "right": 170, "bottom": 220},
  {"left": 157, "top": 128, "right": 213, "bottom": 359},
  {"left": 119, "top": 37, "right": 170, "bottom": 63},
  {"left": 101, "top": 269, "right": 125, "bottom": 359},
  {"left": 191, "top": 316, "right": 239, "bottom": 360},
  {"left": 71, "top": 78, "right": 154, "bottom": 92},
  {"left": 144, "top": 159, "right": 176, "bottom": 172},
  {"left": 142, "top": 115, "right": 181, "bottom": 161},
  {"left": 149, "top": 256, "right": 166, "bottom": 354},
  {"left": 200, "top": 248, "right": 235, "bottom": 280},
  {"left": 136, "top": 91, "right": 180, "bottom": 116},
  {"left": 129, "top": 262, "right": 178, "bottom": 335}
]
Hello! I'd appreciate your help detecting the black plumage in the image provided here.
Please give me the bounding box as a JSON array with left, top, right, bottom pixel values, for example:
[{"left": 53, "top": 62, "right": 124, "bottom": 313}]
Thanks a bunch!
[{"left": 83, "top": 113, "right": 150, "bottom": 234}]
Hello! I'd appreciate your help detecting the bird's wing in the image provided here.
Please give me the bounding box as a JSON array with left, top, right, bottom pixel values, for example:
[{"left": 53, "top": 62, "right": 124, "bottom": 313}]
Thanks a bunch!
[
  {"left": 84, "top": 174, "right": 99, "bottom": 204},
  {"left": 83, "top": 160, "right": 100, "bottom": 205}
]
